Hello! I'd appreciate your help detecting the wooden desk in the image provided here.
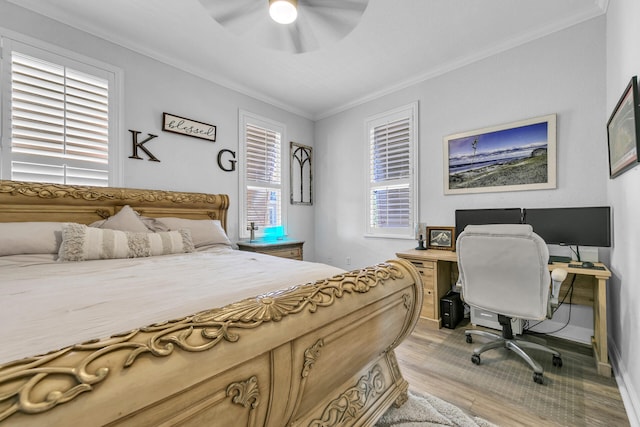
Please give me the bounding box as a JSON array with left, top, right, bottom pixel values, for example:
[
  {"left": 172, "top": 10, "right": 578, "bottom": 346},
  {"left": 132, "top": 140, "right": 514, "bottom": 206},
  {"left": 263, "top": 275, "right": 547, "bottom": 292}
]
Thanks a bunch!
[
  {"left": 396, "top": 249, "right": 612, "bottom": 377},
  {"left": 548, "top": 262, "right": 611, "bottom": 377}
]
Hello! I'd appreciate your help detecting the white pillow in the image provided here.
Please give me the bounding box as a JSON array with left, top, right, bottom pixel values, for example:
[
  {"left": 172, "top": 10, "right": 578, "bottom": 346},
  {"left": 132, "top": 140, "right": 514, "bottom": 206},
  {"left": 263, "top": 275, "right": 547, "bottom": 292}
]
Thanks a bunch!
[
  {"left": 0, "top": 222, "right": 63, "bottom": 256},
  {"left": 157, "top": 218, "right": 232, "bottom": 248},
  {"left": 58, "top": 223, "right": 194, "bottom": 262},
  {"left": 90, "top": 205, "right": 149, "bottom": 233}
]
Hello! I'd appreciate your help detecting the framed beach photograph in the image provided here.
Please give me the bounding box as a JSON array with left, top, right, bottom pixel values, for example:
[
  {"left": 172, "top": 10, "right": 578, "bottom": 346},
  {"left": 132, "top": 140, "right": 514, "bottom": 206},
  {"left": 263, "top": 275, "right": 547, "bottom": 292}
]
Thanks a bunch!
[
  {"left": 607, "top": 76, "right": 640, "bottom": 178},
  {"left": 443, "top": 114, "right": 557, "bottom": 195},
  {"left": 426, "top": 226, "right": 456, "bottom": 251}
]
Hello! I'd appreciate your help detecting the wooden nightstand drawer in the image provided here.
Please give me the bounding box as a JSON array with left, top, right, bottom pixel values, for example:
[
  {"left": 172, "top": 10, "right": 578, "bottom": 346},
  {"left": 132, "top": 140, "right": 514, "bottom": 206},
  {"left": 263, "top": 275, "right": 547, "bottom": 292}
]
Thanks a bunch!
[
  {"left": 237, "top": 240, "right": 304, "bottom": 261},
  {"left": 261, "top": 246, "right": 302, "bottom": 260}
]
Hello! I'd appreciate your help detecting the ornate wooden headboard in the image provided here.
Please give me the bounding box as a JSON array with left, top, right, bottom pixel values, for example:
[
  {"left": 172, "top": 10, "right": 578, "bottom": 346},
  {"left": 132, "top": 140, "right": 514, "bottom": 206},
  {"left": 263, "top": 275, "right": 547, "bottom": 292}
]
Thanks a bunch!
[{"left": 0, "top": 180, "right": 230, "bottom": 231}]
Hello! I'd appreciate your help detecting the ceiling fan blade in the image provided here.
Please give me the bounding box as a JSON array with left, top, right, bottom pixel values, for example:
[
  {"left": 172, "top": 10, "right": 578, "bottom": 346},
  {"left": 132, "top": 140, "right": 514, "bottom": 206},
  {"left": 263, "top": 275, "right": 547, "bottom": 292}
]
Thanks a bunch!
[
  {"left": 297, "top": 3, "right": 365, "bottom": 45},
  {"left": 288, "top": 23, "right": 305, "bottom": 54},
  {"left": 303, "top": 0, "right": 368, "bottom": 13},
  {"left": 198, "top": 0, "right": 263, "bottom": 30},
  {"left": 287, "top": 19, "right": 321, "bottom": 54}
]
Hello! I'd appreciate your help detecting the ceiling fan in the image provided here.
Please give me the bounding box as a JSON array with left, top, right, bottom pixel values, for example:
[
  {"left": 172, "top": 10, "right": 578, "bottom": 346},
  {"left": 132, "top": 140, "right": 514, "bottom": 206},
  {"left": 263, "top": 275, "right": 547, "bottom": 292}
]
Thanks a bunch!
[{"left": 198, "top": 0, "right": 369, "bottom": 54}]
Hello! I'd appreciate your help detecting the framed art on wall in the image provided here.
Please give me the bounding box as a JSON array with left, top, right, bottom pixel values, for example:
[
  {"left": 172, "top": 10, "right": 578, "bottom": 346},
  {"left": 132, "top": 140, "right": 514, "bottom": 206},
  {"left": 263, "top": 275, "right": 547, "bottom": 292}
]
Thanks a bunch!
[
  {"left": 607, "top": 76, "right": 640, "bottom": 178},
  {"left": 290, "top": 142, "right": 312, "bottom": 205},
  {"left": 443, "top": 114, "right": 556, "bottom": 195},
  {"left": 162, "top": 112, "right": 217, "bottom": 142}
]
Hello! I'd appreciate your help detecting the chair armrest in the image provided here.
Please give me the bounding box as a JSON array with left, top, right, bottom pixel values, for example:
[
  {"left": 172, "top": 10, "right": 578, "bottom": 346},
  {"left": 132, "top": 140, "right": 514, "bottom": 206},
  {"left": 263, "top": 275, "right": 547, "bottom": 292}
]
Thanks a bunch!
[{"left": 549, "top": 268, "right": 568, "bottom": 311}]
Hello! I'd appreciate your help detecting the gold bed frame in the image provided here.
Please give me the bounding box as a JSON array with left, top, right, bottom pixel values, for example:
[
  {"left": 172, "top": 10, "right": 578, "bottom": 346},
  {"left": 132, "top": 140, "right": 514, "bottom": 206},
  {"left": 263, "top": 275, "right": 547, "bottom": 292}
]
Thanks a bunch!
[{"left": 0, "top": 180, "right": 422, "bottom": 427}]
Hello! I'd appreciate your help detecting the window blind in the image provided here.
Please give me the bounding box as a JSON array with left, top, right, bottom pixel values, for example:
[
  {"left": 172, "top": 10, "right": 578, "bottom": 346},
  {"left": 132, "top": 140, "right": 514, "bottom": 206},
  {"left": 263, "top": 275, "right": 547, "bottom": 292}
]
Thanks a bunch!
[
  {"left": 245, "top": 123, "right": 282, "bottom": 227},
  {"left": 369, "top": 117, "right": 411, "bottom": 229},
  {"left": 10, "top": 51, "right": 109, "bottom": 186}
]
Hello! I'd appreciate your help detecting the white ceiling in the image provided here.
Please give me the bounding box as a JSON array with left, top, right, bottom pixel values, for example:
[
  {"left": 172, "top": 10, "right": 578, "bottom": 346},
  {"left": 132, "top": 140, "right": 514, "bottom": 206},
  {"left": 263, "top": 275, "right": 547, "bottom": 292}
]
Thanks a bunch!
[{"left": 9, "top": 0, "right": 607, "bottom": 120}]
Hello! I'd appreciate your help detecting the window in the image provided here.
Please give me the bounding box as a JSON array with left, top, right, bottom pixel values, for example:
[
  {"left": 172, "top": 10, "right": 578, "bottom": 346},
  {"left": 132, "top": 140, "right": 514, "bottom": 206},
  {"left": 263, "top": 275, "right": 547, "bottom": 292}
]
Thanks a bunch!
[
  {"left": 366, "top": 102, "right": 418, "bottom": 238},
  {"left": 239, "top": 111, "right": 286, "bottom": 238},
  {"left": 1, "top": 38, "right": 120, "bottom": 186}
]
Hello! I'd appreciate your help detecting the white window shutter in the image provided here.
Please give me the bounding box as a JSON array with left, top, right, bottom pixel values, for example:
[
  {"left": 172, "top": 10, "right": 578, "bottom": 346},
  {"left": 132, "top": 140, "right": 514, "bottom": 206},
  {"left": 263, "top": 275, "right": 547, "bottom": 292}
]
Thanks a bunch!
[
  {"left": 240, "top": 115, "right": 284, "bottom": 236},
  {"left": 366, "top": 103, "right": 418, "bottom": 238},
  {"left": 9, "top": 51, "right": 110, "bottom": 186}
]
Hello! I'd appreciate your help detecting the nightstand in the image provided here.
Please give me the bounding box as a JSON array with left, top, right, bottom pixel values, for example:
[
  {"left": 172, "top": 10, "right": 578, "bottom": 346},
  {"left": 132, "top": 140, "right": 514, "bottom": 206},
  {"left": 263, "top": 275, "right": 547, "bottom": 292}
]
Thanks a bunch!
[{"left": 236, "top": 239, "right": 304, "bottom": 260}]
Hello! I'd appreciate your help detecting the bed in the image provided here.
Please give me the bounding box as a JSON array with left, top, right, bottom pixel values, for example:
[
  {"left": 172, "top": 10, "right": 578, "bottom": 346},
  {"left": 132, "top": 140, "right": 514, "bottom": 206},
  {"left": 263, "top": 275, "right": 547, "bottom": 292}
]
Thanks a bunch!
[{"left": 0, "top": 180, "right": 422, "bottom": 427}]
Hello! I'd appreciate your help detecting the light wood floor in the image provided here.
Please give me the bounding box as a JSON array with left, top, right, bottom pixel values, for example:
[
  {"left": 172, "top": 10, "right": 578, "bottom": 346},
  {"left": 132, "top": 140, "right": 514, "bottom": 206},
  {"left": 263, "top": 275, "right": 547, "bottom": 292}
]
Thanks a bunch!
[{"left": 395, "top": 318, "right": 630, "bottom": 427}]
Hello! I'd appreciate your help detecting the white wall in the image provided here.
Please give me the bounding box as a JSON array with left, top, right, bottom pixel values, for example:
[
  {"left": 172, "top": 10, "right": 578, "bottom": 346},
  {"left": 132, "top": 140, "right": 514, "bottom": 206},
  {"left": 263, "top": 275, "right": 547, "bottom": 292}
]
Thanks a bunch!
[
  {"left": 315, "top": 17, "right": 607, "bottom": 269},
  {"left": 0, "top": 1, "right": 317, "bottom": 259},
  {"left": 605, "top": 0, "right": 640, "bottom": 424}
]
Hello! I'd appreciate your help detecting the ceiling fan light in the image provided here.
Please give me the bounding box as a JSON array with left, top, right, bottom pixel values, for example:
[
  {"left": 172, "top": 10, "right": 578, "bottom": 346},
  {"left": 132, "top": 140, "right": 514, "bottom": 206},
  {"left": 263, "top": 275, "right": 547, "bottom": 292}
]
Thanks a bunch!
[{"left": 269, "top": 0, "right": 297, "bottom": 24}]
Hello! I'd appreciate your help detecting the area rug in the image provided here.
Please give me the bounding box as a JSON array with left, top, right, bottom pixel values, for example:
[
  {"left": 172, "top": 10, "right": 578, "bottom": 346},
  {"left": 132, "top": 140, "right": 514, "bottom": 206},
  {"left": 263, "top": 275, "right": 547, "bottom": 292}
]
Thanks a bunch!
[
  {"left": 422, "top": 327, "right": 586, "bottom": 426},
  {"left": 375, "top": 391, "right": 497, "bottom": 427}
]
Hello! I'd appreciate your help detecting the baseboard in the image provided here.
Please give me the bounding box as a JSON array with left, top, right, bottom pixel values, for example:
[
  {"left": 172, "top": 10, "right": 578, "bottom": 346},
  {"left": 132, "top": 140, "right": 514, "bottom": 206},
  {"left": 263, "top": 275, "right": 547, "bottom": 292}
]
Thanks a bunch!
[{"left": 609, "top": 339, "right": 640, "bottom": 427}]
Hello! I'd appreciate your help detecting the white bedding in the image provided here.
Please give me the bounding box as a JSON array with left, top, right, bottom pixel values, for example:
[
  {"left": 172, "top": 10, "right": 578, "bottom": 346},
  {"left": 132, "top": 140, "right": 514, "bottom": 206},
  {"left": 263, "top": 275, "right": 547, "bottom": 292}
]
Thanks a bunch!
[{"left": 0, "top": 247, "right": 345, "bottom": 365}]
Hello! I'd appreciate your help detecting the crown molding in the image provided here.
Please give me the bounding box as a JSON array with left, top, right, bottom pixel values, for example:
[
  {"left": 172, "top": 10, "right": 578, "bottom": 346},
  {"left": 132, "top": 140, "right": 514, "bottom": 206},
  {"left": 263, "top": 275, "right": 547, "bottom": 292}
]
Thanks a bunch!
[{"left": 316, "top": 4, "right": 608, "bottom": 120}]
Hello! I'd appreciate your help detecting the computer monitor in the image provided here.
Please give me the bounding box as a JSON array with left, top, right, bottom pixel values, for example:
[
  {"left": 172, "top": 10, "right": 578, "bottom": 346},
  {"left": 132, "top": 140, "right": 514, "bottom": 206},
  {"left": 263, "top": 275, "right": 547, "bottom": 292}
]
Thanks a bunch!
[
  {"left": 524, "top": 206, "right": 611, "bottom": 247},
  {"left": 455, "top": 208, "right": 523, "bottom": 238}
]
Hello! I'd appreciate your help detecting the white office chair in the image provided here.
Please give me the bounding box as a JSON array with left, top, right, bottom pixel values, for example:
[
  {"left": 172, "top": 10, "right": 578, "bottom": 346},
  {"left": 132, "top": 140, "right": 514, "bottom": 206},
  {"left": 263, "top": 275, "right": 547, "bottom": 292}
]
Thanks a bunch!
[{"left": 456, "top": 224, "right": 568, "bottom": 384}]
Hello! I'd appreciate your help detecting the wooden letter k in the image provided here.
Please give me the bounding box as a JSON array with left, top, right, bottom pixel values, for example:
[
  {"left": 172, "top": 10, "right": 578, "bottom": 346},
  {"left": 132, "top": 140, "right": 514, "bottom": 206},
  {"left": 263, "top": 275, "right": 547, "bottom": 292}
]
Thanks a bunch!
[{"left": 128, "top": 130, "right": 160, "bottom": 162}]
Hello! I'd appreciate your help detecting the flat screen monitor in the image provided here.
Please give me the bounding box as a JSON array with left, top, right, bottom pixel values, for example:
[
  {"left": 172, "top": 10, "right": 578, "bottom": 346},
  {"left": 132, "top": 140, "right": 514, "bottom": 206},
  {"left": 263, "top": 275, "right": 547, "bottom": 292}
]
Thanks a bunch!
[
  {"left": 455, "top": 208, "right": 522, "bottom": 238},
  {"left": 524, "top": 206, "right": 611, "bottom": 247}
]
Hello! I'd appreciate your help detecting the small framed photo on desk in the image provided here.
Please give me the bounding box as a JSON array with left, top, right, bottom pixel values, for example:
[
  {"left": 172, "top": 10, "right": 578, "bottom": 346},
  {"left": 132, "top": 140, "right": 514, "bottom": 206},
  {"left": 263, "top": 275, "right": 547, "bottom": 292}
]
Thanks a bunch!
[{"left": 426, "top": 226, "right": 456, "bottom": 251}]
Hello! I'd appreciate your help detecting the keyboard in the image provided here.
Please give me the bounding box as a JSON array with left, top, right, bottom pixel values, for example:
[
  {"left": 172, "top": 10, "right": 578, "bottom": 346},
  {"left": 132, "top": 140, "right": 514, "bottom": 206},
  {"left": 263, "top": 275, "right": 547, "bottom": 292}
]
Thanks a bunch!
[
  {"left": 568, "top": 263, "right": 606, "bottom": 270},
  {"left": 548, "top": 255, "right": 572, "bottom": 264}
]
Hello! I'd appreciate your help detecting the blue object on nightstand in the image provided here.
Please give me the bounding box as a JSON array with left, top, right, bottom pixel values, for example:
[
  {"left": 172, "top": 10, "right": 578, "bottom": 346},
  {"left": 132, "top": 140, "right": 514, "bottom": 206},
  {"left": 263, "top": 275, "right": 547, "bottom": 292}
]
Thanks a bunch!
[{"left": 264, "top": 226, "right": 285, "bottom": 240}]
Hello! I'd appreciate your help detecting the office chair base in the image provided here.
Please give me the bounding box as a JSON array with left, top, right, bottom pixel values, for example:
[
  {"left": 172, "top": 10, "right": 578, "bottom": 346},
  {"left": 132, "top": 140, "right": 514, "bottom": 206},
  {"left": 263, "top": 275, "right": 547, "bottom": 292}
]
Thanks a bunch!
[{"left": 465, "top": 329, "right": 562, "bottom": 384}]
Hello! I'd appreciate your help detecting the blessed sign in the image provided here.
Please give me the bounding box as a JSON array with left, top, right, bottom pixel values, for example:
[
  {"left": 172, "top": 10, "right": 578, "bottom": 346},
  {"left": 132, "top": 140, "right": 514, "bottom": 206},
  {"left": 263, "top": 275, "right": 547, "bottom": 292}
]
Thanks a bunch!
[{"left": 162, "top": 113, "right": 216, "bottom": 142}]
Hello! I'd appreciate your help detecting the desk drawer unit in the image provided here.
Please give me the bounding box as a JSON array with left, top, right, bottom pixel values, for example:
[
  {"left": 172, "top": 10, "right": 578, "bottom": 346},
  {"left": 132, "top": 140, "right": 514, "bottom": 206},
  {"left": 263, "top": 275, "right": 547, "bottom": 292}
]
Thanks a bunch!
[
  {"left": 410, "top": 260, "right": 436, "bottom": 319},
  {"left": 396, "top": 251, "right": 453, "bottom": 329}
]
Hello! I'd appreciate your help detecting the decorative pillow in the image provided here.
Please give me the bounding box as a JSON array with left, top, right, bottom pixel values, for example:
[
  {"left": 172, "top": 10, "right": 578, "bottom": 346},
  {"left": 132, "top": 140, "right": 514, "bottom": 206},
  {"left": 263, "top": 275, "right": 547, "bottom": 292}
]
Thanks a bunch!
[
  {"left": 0, "top": 222, "right": 63, "bottom": 256},
  {"left": 89, "top": 205, "right": 149, "bottom": 233},
  {"left": 157, "top": 218, "right": 232, "bottom": 248},
  {"left": 140, "top": 216, "right": 170, "bottom": 232},
  {"left": 58, "top": 223, "right": 194, "bottom": 262}
]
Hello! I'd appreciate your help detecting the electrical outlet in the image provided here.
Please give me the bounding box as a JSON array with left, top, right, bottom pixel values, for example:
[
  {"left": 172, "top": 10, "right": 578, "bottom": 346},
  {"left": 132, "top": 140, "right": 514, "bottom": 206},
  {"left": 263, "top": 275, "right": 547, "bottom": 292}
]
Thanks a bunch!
[
  {"left": 327, "top": 257, "right": 332, "bottom": 264},
  {"left": 346, "top": 257, "right": 351, "bottom": 265}
]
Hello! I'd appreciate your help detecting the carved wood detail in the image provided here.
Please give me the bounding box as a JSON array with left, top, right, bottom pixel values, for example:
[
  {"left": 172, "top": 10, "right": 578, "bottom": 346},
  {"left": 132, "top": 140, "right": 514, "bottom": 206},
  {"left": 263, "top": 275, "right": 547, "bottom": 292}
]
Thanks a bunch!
[
  {"left": 226, "top": 376, "right": 260, "bottom": 427},
  {"left": 309, "top": 364, "right": 386, "bottom": 427},
  {"left": 0, "top": 181, "right": 223, "bottom": 205},
  {"left": 302, "top": 339, "right": 324, "bottom": 379}
]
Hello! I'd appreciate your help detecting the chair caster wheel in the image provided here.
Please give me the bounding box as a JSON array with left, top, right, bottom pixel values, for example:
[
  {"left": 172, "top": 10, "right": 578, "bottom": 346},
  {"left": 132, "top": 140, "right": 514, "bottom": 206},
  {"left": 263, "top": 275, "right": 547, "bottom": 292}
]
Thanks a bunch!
[
  {"left": 471, "top": 354, "right": 481, "bottom": 365},
  {"left": 466, "top": 334, "right": 473, "bottom": 344},
  {"left": 533, "top": 372, "right": 544, "bottom": 384},
  {"left": 552, "top": 355, "right": 563, "bottom": 367}
]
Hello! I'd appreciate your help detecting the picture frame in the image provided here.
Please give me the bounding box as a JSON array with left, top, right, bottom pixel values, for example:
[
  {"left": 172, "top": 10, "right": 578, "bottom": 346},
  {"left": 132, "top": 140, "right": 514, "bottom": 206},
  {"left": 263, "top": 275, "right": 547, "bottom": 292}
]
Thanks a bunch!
[
  {"left": 607, "top": 76, "right": 640, "bottom": 178},
  {"left": 443, "top": 114, "right": 556, "bottom": 195},
  {"left": 290, "top": 141, "right": 313, "bottom": 205},
  {"left": 162, "top": 112, "right": 217, "bottom": 142},
  {"left": 426, "top": 226, "right": 456, "bottom": 251}
]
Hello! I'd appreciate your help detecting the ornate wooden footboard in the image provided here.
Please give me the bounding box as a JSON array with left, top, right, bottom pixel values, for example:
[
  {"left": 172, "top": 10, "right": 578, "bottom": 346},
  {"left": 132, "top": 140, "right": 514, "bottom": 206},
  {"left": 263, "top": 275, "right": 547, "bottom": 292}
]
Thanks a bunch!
[{"left": 0, "top": 181, "right": 422, "bottom": 426}]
